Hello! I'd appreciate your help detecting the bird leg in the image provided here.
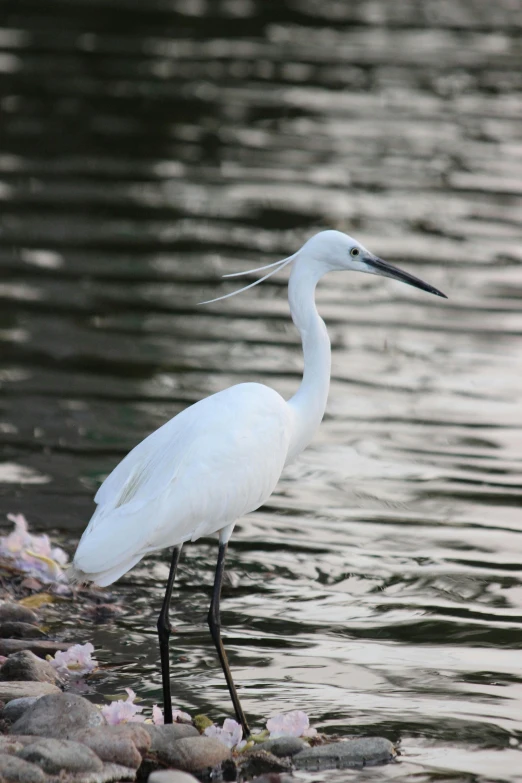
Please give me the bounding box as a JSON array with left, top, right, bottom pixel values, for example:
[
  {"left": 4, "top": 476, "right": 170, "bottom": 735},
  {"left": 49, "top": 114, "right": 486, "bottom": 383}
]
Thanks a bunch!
[
  {"left": 157, "top": 545, "right": 181, "bottom": 724},
  {"left": 208, "top": 542, "right": 250, "bottom": 737}
]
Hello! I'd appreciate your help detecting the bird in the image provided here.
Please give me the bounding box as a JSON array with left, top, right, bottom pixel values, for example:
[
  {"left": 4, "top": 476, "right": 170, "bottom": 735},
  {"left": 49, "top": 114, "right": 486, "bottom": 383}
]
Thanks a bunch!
[{"left": 71, "top": 229, "right": 446, "bottom": 736}]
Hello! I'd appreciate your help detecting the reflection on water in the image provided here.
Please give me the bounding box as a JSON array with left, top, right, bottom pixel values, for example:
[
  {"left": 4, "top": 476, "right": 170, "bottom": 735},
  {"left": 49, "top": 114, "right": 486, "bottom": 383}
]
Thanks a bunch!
[{"left": 1, "top": 1, "right": 522, "bottom": 780}]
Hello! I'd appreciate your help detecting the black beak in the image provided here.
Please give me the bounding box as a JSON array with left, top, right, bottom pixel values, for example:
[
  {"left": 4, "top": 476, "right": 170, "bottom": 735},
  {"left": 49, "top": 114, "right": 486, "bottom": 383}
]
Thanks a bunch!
[{"left": 367, "top": 256, "right": 447, "bottom": 299}]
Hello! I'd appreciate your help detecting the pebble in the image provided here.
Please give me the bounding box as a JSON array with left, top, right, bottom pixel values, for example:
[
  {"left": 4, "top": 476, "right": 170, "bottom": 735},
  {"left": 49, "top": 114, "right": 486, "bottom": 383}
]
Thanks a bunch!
[
  {"left": 152, "top": 736, "right": 231, "bottom": 772},
  {"left": 294, "top": 737, "right": 396, "bottom": 771},
  {"left": 144, "top": 722, "right": 199, "bottom": 758},
  {"left": 71, "top": 727, "right": 142, "bottom": 768},
  {"left": 1, "top": 697, "right": 40, "bottom": 723},
  {"left": 0, "top": 604, "right": 38, "bottom": 625},
  {"left": 0, "top": 650, "right": 61, "bottom": 685},
  {"left": 12, "top": 692, "right": 105, "bottom": 737},
  {"left": 18, "top": 737, "right": 104, "bottom": 775},
  {"left": 74, "top": 724, "right": 152, "bottom": 757},
  {"left": 148, "top": 772, "right": 201, "bottom": 783},
  {"left": 0, "top": 682, "right": 60, "bottom": 703},
  {"left": 0, "top": 753, "right": 46, "bottom": 783},
  {"left": 0, "top": 623, "right": 45, "bottom": 640},
  {"left": 257, "top": 736, "right": 307, "bottom": 757}
]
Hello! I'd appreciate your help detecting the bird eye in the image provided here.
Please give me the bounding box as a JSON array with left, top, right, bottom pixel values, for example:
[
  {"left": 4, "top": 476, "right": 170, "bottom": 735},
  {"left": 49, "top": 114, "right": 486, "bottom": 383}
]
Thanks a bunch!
[{"left": 350, "top": 248, "right": 360, "bottom": 257}]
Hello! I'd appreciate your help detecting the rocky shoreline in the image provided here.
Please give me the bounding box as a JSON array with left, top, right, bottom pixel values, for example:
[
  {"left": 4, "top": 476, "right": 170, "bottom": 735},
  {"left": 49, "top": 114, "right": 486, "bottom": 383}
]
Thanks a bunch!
[{"left": 0, "top": 601, "right": 396, "bottom": 783}]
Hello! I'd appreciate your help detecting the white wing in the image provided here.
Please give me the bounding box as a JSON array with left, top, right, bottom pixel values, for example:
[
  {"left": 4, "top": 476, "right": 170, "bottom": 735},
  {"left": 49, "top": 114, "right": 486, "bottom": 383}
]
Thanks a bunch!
[{"left": 73, "top": 383, "right": 292, "bottom": 582}]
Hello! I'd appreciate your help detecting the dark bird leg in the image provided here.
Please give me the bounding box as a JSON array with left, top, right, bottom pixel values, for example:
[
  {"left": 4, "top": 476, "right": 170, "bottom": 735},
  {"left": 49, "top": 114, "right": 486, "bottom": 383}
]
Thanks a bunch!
[
  {"left": 157, "top": 545, "right": 181, "bottom": 724},
  {"left": 208, "top": 542, "right": 250, "bottom": 737}
]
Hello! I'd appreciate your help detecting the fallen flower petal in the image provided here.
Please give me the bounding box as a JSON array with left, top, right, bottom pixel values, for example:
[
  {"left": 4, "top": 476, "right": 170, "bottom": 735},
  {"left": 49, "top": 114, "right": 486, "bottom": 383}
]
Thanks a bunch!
[
  {"left": 49, "top": 642, "right": 97, "bottom": 678},
  {"left": 267, "top": 710, "right": 312, "bottom": 738},
  {"left": 204, "top": 718, "right": 243, "bottom": 749},
  {"left": 101, "top": 688, "right": 145, "bottom": 725}
]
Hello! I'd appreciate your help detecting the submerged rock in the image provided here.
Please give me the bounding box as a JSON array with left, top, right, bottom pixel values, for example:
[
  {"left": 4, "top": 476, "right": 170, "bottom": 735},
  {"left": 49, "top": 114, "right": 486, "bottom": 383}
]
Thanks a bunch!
[
  {"left": 294, "top": 736, "right": 396, "bottom": 771},
  {"left": 257, "top": 736, "right": 306, "bottom": 757},
  {"left": 0, "top": 753, "right": 46, "bottom": 783},
  {"left": 18, "top": 737, "right": 104, "bottom": 775},
  {"left": 240, "top": 749, "right": 292, "bottom": 779},
  {"left": 153, "top": 736, "right": 231, "bottom": 772},
  {"left": 11, "top": 692, "right": 105, "bottom": 737},
  {"left": 1, "top": 696, "right": 40, "bottom": 723},
  {"left": 0, "top": 650, "right": 61, "bottom": 684},
  {"left": 0, "top": 682, "right": 60, "bottom": 703}
]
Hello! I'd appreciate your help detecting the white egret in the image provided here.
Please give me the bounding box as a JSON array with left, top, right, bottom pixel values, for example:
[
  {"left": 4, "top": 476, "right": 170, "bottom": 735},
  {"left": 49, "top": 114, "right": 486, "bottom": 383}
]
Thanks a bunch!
[{"left": 71, "top": 230, "right": 446, "bottom": 734}]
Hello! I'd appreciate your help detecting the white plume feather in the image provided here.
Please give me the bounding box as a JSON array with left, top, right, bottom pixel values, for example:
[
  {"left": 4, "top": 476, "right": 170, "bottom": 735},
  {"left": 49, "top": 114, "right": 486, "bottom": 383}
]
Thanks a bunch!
[{"left": 199, "top": 253, "right": 296, "bottom": 305}]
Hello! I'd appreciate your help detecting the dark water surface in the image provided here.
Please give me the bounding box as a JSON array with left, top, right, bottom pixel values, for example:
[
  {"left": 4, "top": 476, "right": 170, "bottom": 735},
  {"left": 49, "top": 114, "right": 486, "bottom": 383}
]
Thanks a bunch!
[{"left": 1, "top": 1, "right": 522, "bottom": 780}]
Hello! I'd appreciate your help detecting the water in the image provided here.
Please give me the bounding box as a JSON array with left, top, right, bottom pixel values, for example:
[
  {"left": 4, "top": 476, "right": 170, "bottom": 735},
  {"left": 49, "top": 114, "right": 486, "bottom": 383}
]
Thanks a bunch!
[{"left": 1, "top": 1, "right": 522, "bottom": 780}]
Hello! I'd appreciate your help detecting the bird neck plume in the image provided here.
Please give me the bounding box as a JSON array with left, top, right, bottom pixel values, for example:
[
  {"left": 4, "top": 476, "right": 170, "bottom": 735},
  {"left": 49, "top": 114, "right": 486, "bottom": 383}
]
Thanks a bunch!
[{"left": 286, "top": 258, "right": 331, "bottom": 464}]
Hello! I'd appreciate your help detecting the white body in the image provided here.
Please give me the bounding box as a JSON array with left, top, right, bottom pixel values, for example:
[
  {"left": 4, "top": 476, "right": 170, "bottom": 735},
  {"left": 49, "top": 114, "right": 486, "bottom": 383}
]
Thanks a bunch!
[{"left": 73, "top": 229, "right": 443, "bottom": 586}]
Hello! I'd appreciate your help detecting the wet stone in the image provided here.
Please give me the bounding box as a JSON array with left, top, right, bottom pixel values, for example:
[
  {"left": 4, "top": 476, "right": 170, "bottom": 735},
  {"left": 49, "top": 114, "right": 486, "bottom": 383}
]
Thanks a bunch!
[
  {"left": 1, "top": 697, "right": 40, "bottom": 723},
  {"left": 71, "top": 726, "right": 143, "bottom": 768},
  {"left": 0, "top": 681, "right": 60, "bottom": 702},
  {"left": 0, "top": 623, "right": 45, "bottom": 640},
  {"left": 257, "top": 736, "right": 307, "bottom": 757},
  {"left": 294, "top": 737, "right": 396, "bottom": 771},
  {"left": 240, "top": 749, "right": 292, "bottom": 779},
  {"left": 0, "top": 753, "right": 46, "bottom": 783},
  {"left": 153, "top": 736, "right": 231, "bottom": 772},
  {"left": 0, "top": 650, "right": 61, "bottom": 684},
  {"left": 0, "top": 604, "right": 38, "bottom": 626},
  {"left": 18, "top": 737, "right": 104, "bottom": 775},
  {"left": 250, "top": 775, "right": 295, "bottom": 783},
  {"left": 11, "top": 692, "right": 105, "bottom": 737},
  {"left": 143, "top": 722, "right": 199, "bottom": 756}
]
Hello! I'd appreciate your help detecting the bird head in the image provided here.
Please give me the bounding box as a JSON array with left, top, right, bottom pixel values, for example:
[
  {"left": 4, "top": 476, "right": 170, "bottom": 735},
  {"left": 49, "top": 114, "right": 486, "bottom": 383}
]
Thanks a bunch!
[
  {"left": 201, "top": 229, "right": 446, "bottom": 304},
  {"left": 299, "top": 230, "right": 447, "bottom": 298}
]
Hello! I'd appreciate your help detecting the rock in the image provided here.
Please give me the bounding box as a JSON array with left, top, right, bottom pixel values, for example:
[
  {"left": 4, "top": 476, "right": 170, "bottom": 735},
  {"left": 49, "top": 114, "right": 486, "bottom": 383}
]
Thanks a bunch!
[
  {"left": 11, "top": 692, "right": 105, "bottom": 737},
  {"left": 143, "top": 722, "right": 199, "bottom": 757},
  {"left": 71, "top": 727, "right": 142, "bottom": 768},
  {"left": 0, "top": 650, "right": 61, "bottom": 684},
  {"left": 0, "top": 682, "right": 60, "bottom": 702},
  {"left": 0, "top": 736, "right": 25, "bottom": 754},
  {"left": 1, "top": 697, "right": 40, "bottom": 723},
  {"left": 73, "top": 724, "right": 152, "bottom": 759},
  {"left": 0, "top": 605, "right": 38, "bottom": 626},
  {"left": 148, "top": 772, "right": 201, "bottom": 783},
  {"left": 18, "top": 737, "right": 103, "bottom": 774},
  {"left": 257, "top": 736, "right": 307, "bottom": 757},
  {"left": 250, "top": 776, "right": 295, "bottom": 783},
  {"left": 240, "top": 750, "right": 292, "bottom": 778},
  {"left": 0, "top": 639, "right": 69, "bottom": 657},
  {"left": 0, "top": 753, "right": 46, "bottom": 783},
  {"left": 0, "top": 623, "right": 45, "bottom": 640},
  {"left": 153, "top": 736, "right": 231, "bottom": 772},
  {"left": 294, "top": 737, "right": 396, "bottom": 771}
]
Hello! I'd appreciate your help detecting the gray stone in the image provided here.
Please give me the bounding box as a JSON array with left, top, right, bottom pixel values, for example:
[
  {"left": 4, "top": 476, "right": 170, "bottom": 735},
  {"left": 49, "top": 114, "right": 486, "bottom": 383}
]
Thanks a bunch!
[
  {"left": 0, "top": 753, "right": 46, "bottom": 783},
  {"left": 143, "top": 722, "right": 199, "bottom": 756},
  {"left": 153, "top": 736, "right": 231, "bottom": 772},
  {"left": 0, "top": 681, "right": 60, "bottom": 702},
  {"left": 250, "top": 776, "right": 295, "bottom": 783},
  {"left": 294, "top": 737, "right": 396, "bottom": 771},
  {"left": 0, "top": 737, "right": 25, "bottom": 754},
  {"left": 257, "top": 736, "right": 306, "bottom": 757},
  {"left": 0, "top": 650, "right": 61, "bottom": 684},
  {"left": 0, "top": 623, "right": 44, "bottom": 639},
  {"left": 148, "top": 772, "right": 200, "bottom": 783},
  {"left": 11, "top": 692, "right": 105, "bottom": 737},
  {"left": 18, "top": 737, "right": 104, "bottom": 774},
  {"left": 240, "top": 749, "right": 292, "bottom": 778},
  {"left": 0, "top": 604, "right": 38, "bottom": 626},
  {"left": 71, "top": 726, "right": 143, "bottom": 768},
  {"left": 1, "top": 697, "right": 40, "bottom": 723}
]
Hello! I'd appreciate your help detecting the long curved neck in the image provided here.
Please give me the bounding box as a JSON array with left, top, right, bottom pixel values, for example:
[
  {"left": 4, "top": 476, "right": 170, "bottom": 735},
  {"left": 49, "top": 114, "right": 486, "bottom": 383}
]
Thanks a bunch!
[{"left": 286, "top": 258, "right": 331, "bottom": 464}]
